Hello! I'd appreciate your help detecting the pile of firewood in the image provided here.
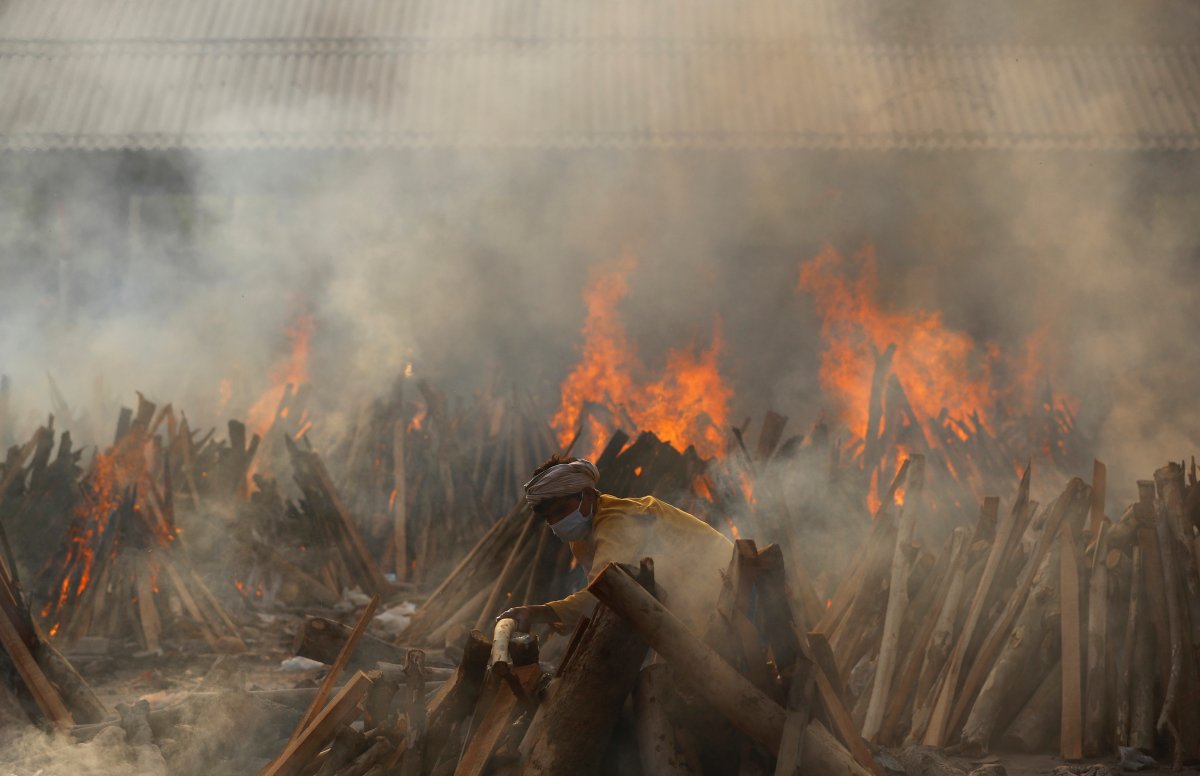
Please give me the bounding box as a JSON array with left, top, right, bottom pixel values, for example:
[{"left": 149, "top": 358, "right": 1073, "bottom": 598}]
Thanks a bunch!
[
  {"left": 33, "top": 395, "right": 245, "bottom": 654},
  {"left": 813, "top": 455, "right": 1200, "bottom": 768},
  {"left": 265, "top": 537, "right": 883, "bottom": 776}
]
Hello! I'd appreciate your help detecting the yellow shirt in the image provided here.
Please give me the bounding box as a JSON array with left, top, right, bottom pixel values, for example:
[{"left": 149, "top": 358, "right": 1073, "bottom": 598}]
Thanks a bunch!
[{"left": 545, "top": 494, "right": 734, "bottom": 633}]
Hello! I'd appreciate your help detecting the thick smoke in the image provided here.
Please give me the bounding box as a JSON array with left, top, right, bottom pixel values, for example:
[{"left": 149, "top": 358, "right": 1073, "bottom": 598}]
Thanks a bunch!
[{"left": 0, "top": 0, "right": 1197, "bottom": 498}]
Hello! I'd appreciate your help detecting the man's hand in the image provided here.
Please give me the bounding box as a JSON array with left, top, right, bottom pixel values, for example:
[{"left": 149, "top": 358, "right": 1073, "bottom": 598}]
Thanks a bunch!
[{"left": 496, "top": 604, "right": 561, "bottom": 632}]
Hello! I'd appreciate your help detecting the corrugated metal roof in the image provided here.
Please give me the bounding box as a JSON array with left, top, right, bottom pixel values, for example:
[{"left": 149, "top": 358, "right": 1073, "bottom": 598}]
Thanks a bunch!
[{"left": 1, "top": 1, "right": 1198, "bottom": 151}]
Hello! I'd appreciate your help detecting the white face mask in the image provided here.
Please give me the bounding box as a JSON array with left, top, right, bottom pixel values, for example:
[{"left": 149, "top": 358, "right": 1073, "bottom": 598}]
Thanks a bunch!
[{"left": 550, "top": 494, "right": 593, "bottom": 542}]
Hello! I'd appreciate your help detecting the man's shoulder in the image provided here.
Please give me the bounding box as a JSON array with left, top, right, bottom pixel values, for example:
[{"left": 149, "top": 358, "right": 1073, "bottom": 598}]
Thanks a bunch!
[{"left": 594, "top": 494, "right": 658, "bottom": 524}]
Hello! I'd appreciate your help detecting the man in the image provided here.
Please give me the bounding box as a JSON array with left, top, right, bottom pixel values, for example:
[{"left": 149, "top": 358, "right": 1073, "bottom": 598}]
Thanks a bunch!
[{"left": 498, "top": 455, "right": 733, "bottom": 635}]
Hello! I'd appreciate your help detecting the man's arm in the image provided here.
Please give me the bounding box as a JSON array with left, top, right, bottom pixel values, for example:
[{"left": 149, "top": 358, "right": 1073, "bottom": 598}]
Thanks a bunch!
[{"left": 510, "top": 513, "right": 646, "bottom": 631}]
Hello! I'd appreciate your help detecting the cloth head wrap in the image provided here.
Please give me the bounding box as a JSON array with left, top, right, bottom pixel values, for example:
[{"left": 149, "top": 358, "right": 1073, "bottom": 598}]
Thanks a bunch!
[{"left": 523, "top": 460, "right": 600, "bottom": 506}]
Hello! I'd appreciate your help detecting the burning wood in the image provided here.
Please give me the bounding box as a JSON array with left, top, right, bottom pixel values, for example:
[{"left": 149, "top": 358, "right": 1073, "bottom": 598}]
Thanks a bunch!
[
  {"left": 34, "top": 395, "right": 244, "bottom": 653},
  {"left": 0, "top": 519, "right": 105, "bottom": 729}
]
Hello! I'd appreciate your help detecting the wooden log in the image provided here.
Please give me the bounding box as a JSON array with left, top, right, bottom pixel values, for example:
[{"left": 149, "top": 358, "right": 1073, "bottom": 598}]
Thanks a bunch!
[
  {"left": 1134, "top": 481, "right": 1171, "bottom": 689},
  {"left": 922, "top": 466, "right": 1031, "bottom": 746},
  {"left": 454, "top": 663, "right": 542, "bottom": 776},
  {"left": 1059, "top": 522, "right": 1084, "bottom": 761},
  {"left": 862, "top": 455, "right": 923, "bottom": 741},
  {"left": 816, "top": 460, "right": 910, "bottom": 637},
  {"left": 804, "top": 632, "right": 879, "bottom": 775},
  {"left": 587, "top": 561, "right": 872, "bottom": 776},
  {"left": 293, "top": 595, "right": 380, "bottom": 740},
  {"left": 1088, "top": 460, "right": 1106, "bottom": 541},
  {"left": 34, "top": 641, "right": 107, "bottom": 724},
  {"left": 1128, "top": 609, "right": 1156, "bottom": 753},
  {"left": 904, "top": 529, "right": 971, "bottom": 745},
  {"left": 336, "top": 736, "right": 394, "bottom": 776},
  {"left": 755, "top": 411, "right": 789, "bottom": 463},
  {"left": 295, "top": 617, "right": 409, "bottom": 671},
  {"left": 1153, "top": 463, "right": 1200, "bottom": 759},
  {"left": 634, "top": 664, "right": 695, "bottom": 776},
  {"left": 260, "top": 671, "right": 376, "bottom": 776},
  {"left": 751, "top": 544, "right": 864, "bottom": 767},
  {"left": 134, "top": 561, "right": 162, "bottom": 653},
  {"left": 0, "top": 591, "right": 73, "bottom": 728},
  {"left": 705, "top": 541, "right": 777, "bottom": 699},
  {"left": 999, "top": 661, "right": 1061, "bottom": 753},
  {"left": 489, "top": 618, "right": 517, "bottom": 668},
  {"left": 316, "top": 726, "right": 370, "bottom": 776},
  {"left": 392, "top": 418, "right": 408, "bottom": 583},
  {"left": 775, "top": 651, "right": 817, "bottom": 776},
  {"left": 1082, "top": 521, "right": 1109, "bottom": 756},
  {"left": 397, "top": 650, "right": 426, "bottom": 776},
  {"left": 948, "top": 478, "right": 1090, "bottom": 738},
  {"left": 521, "top": 560, "right": 653, "bottom": 775},
  {"left": 959, "top": 541, "right": 1061, "bottom": 754},
  {"left": 1114, "top": 546, "right": 1141, "bottom": 748},
  {"left": 423, "top": 631, "right": 491, "bottom": 770},
  {"left": 1153, "top": 489, "right": 1186, "bottom": 764}
]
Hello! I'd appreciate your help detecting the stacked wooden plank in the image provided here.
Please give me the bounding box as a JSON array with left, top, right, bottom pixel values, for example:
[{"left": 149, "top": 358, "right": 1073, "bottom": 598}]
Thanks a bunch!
[{"left": 812, "top": 456, "right": 1200, "bottom": 769}]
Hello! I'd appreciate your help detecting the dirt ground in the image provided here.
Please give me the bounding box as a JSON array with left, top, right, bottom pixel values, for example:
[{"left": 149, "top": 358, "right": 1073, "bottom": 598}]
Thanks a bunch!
[
  {"left": 19, "top": 604, "right": 1200, "bottom": 776},
  {"left": 936, "top": 750, "right": 1200, "bottom": 776}
]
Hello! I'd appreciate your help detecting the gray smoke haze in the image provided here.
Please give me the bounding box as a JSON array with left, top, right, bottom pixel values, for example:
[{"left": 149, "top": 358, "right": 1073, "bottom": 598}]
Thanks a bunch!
[{"left": 0, "top": 0, "right": 1198, "bottom": 502}]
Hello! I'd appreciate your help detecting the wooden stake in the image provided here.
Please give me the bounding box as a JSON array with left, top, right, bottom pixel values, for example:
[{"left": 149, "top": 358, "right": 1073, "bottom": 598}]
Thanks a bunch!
[
  {"left": 260, "top": 671, "right": 376, "bottom": 776},
  {"left": 948, "top": 479, "right": 1089, "bottom": 736},
  {"left": 862, "top": 455, "right": 923, "bottom": 741},
  {"left": 1114, "top": 546, "right": 1141, "bottom": 747},
  {"left": 392, "top": 418, "right": 408, "bottom": 583},
  {"left": 635, "top": 664, "right": 696, "bottom": 776},
  {"left": 1083, "top": 520, "right": 1110, "bottom": 756},
  {"left": 293, "top": 594, "right": 380, "bottom": 740},
  {"left": 1059, "top": 522, "right": 1083, "bottom": 761},
  {"left": 1088, "top": 460, "right": 1106, "bottom": 541},
  {"left": 922, "top": 465, "right": 1031, "bottom": 746},
  {"left": 0, "top": 591, "right": 73, "bottom": 729}
]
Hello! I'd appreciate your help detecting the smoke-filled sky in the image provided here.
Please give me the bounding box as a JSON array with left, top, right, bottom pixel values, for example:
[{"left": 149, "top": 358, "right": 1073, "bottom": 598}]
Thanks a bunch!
[{"left": 1, "top": 0, "right": 1199, "bottom": 501}]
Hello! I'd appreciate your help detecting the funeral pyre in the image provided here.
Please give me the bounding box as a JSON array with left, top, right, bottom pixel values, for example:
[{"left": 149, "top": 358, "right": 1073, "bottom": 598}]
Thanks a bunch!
[{"left": 0, "top": 254, "right": 1195, "bottom": 775}]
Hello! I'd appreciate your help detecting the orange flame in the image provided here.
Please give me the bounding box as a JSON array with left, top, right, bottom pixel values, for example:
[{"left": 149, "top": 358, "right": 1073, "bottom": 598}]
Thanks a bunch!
[
  {"left": 42, "top": 433, "right": 177, "bottom": 632},
  {"left": 407, "top": 405, "right": 427, "bottom": 434},
  {"left": 738, "top": 471, "right": 757, "bottom": 506},
  {"left": 553, "top": 256, "right": 732, "bottom": 460},
  {"left": 246, "top": 312, "right": 314, "bottom": 437},
  {"left": 797, "top": 245, "right": 999, "bottom": 439}
]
